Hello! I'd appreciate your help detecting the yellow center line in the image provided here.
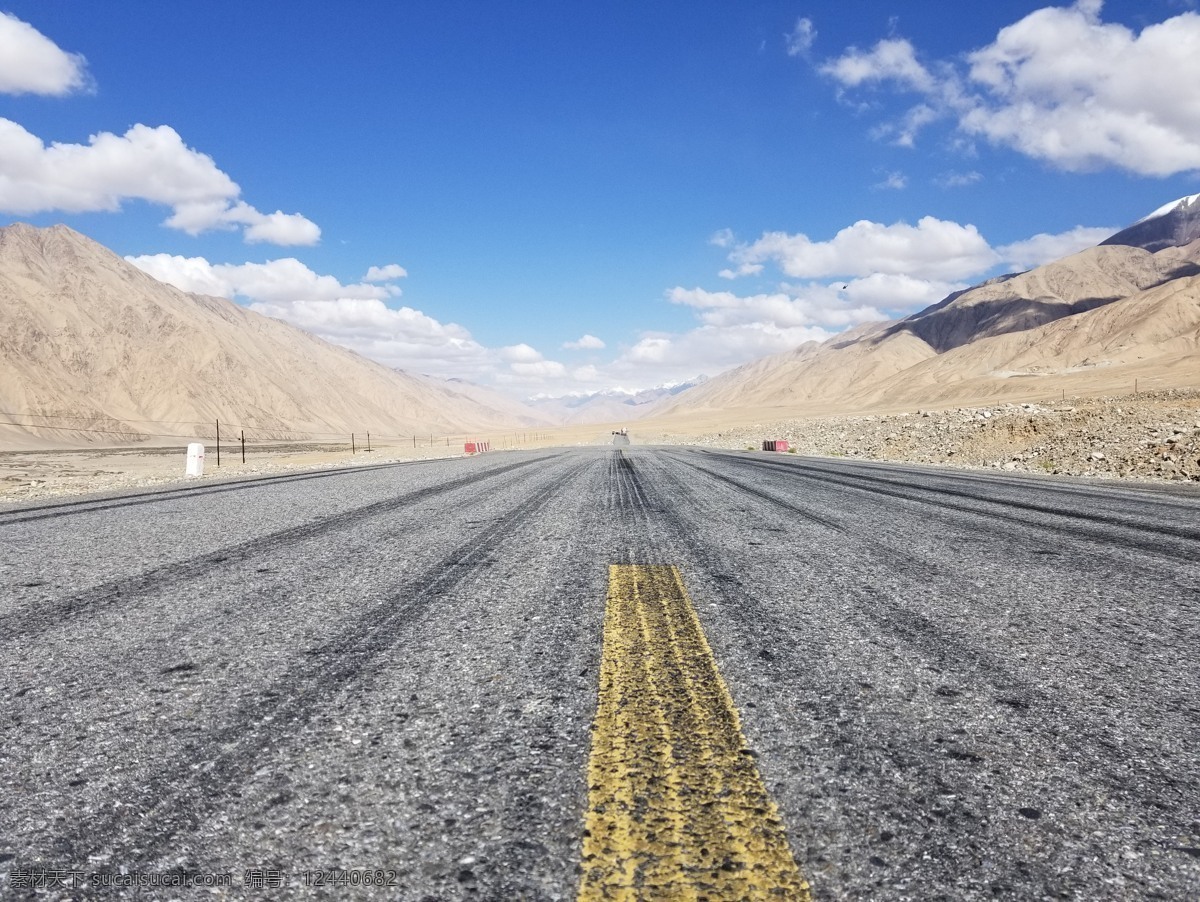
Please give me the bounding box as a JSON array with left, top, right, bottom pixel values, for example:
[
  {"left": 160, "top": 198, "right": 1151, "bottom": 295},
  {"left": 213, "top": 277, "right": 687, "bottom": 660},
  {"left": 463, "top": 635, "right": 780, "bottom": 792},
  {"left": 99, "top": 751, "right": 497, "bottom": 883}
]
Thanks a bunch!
[{"left": 579, "top": 564, "right": 812, "bottom": 901}]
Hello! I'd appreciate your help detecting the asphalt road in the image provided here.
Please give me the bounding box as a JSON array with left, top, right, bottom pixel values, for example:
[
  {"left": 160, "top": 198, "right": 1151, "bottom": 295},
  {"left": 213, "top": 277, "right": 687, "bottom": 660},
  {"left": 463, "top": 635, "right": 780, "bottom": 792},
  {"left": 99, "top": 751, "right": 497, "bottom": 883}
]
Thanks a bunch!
[{"left": 1, "top": 447, "right": 1198, "bottom": 901}]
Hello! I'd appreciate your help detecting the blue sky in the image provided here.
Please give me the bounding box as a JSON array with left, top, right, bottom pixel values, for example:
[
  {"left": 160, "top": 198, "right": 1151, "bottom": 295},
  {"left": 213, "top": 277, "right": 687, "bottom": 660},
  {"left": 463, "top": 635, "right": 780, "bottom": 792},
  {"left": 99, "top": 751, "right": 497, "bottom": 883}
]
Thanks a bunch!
[{"left": 2, "top": 1, "right": 1198, "bottom": 396}]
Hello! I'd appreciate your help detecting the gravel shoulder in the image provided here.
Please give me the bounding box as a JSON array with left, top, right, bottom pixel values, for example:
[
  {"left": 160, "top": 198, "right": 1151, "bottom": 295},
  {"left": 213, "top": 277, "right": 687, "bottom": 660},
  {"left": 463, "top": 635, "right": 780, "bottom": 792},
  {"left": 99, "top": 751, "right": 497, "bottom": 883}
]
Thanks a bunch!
[{"left": 648, "top": 389, "right": 1200, "bottom": 485}]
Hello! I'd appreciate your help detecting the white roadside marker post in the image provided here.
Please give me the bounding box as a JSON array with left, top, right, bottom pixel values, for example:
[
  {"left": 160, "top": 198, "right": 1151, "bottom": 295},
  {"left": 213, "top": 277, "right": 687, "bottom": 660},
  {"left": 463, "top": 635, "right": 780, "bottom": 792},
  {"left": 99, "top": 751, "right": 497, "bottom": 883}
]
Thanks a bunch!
[{"left": 186, "top": 443, "right": 205, "bottom": 477}]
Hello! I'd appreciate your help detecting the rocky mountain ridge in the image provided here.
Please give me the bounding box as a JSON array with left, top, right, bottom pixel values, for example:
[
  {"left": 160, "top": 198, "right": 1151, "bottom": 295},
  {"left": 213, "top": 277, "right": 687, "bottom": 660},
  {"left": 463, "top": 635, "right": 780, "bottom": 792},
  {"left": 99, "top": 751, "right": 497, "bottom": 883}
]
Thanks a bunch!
[
  {"left": 0, "top": 223, "right": 536, "bottom": 446},
  {"left": 655, "top": 198, "right": 1200, "bottom": 419}
]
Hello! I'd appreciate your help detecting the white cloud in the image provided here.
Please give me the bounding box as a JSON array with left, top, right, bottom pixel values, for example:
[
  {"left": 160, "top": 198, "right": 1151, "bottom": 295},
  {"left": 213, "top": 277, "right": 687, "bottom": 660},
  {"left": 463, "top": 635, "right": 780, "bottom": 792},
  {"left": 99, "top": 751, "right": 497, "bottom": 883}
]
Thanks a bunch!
[
  {"left": 667, "top": 286, "right": 890, "bottom": 330},
  {"left": 610, "top": 323, "right": 832, "bottom": 385},
  {"left": 936, "top": 170, "right": 983, "bottom": 188},
  {"left": 127, "top": 253, "right": 233, "bottom": 297},
  {"left": 723, "top": 216, "right": 999, "bottom": 282},
  {"left": 821, "top": 37, "right": 935, "bottom": 92},
  {"left": 252, "top": 298, "right": 492, "bottom": 375},
  {"left": 961, "top": 3, "right": 1200, "bottom": 174},
  {"left": 364, "top": 263, "right": 408, "bottom": 282},
  {"left": 127, "top": 252, "right": 601, "bottom": 387},
  {"left": 499, "top": 343, "right": 544, "bottom": 363},
  {"left": 126, "top": 252, "right": 493, "bottom": 378},
  {"left": 0, "top": 120, "right": 320, "bottom": 244},
  {"left": 507, "top": 360, "right": 569, "bottom": 380},
  {"left": 822, "top": 2, "right": 1200, "bottom": 176},
  {"left": 833, "top": 272, "right": 963, "bottom": 309},
  {"left": 785, "top": 18, "right": 816, "bottom": 57},
  {"left": 873, "top": 171, "right": 908, "bottom": 190},
  {"left": 0, "top": 13, "right": 89, "bottom": 96},
  {"left": 240, "top": 208, "right": 321, "bottom": 245},
  {"left": 493, "top": 344, "right": 574, "bottom": 382},
  {"left": 127, "top": 254, "right": 388, "bottom": 303},
  {"left": 563, "top": 334, "right": 606, "bottom": 350},
  {"left": 709, "top": 228, "right": 736, "bottom": 248},
  {"left": 997, "top": 225, "right": 1116, "bottom": 269}
]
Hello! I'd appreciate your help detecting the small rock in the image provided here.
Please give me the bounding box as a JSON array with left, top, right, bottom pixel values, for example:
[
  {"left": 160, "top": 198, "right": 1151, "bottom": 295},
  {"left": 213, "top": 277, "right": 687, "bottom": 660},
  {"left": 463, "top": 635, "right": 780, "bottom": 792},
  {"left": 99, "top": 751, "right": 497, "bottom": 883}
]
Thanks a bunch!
[{"left": 1090, "top": 451, "right": 1105, "bottom": 461}]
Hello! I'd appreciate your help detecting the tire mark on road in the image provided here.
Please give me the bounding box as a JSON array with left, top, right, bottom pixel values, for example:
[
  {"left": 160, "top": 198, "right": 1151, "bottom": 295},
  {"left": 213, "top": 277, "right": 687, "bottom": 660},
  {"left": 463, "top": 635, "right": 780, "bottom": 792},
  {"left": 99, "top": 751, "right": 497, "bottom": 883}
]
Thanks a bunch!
[
  {"left": 716, "top": 450, "right": 1200, "bottom": 554},
  {"left": 0, "top": 454, "right": 558, "bottom": 643},
  {"left": 685, "top": 450, "right": 1200, "bottom": 591},
  {"left": 0, "top": 456, "right": 452, "bottom": 526},
  {"left": 650, "top": 452, "right": 1197, "bottom": 846},
  {"left": 662, "top": 450, "right": 946, "bottom": 582},
  {"left": 41, "top": 455, "right": 594, "bottom": 873}
]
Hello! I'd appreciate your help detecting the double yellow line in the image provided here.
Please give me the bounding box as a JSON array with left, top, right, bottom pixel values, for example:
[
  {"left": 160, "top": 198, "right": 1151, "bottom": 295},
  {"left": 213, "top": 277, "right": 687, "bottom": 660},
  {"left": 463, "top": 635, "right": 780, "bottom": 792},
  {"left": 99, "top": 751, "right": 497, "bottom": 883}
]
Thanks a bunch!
[{"left": 579, "top": 565, "right": 811, "bottom": 900}]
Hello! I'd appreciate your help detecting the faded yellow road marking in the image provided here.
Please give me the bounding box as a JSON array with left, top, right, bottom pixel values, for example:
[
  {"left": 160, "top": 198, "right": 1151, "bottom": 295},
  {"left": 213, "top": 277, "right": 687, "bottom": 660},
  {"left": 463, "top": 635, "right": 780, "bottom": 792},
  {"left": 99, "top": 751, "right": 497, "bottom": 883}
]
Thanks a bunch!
[{"left": 579, "top": 564, "right": 811, "bottom": 901}]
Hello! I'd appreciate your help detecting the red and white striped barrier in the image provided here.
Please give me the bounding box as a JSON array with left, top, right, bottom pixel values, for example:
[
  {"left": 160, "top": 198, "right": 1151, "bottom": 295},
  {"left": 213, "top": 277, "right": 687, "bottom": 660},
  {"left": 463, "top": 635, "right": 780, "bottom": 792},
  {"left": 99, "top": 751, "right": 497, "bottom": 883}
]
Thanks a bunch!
[
  {"left": 761, "top": 440, "right": 789, "bottom": 452},
  {"left": 464, "top": 441, "right": 491, "bottom": 454}
]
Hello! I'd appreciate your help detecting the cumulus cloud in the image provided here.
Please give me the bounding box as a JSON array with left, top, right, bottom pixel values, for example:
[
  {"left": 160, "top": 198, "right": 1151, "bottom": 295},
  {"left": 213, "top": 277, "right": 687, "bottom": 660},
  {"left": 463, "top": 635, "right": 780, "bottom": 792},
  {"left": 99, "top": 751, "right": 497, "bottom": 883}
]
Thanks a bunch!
[
  {"left": 997, "top": 225, "right": 1116, "bottom": 269},
  {"left": 785, "top": 18, "right": 816, "bottom": 57},
  {"left": 667, "top": 286, "right": 890, "bottom": 331},
  {"left": 610, "top": 323, "right": 832, "bottom": 385},
  {"left": 0, "top": 13, "right": 90, "bottom": 96},
  {"left": 126, "top": 252, "right": 492, "bottom": 377},
  {"left": 605, "top": 271, "right": 966, "bottom": 387},
  {"left": 127, "top": 254, "right": 388, "bottom": 303},
  {"left": 821, "top": 37, "right": 936, "bottom": 92},
  {"left": 364, "top": 263, "right": 408, "bottom": 282},
  {"left": 250, "top": 298, "right": 488, "bottom": 371},
  {"left": 499, "top": 343, "right": 545, "bottom": 363},
  {"left": 563, "top": 334, "right": 606, "bottom": 350},
  {"left": 820, "top": 1, "right": 1200, "bottom": 176},
  {"left": 960, "top": 3, "right": 1200, "bottom": 174},
  {"left": 0, "top": 120, "right": 320, "bottom": 244},
  {"left": 128, "top": 253, "right": 601, "bottom": 387},
  {"left": 491, "top": 344, "right": 574, "bottom": 382},
  {"left": 721, "top": 216, "right": 999, "bottom": 281}
]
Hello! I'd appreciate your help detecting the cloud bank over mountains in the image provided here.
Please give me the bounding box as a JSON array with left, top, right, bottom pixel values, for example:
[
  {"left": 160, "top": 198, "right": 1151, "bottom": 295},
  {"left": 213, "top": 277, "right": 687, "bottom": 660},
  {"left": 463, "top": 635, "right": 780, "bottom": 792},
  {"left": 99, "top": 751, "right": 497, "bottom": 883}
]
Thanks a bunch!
[
  {"left": 129, "top": 200, "right": 1116, "bottom": 393},
  {"left": 2, "top": 5, "right": 1194, "bottom": 398}
]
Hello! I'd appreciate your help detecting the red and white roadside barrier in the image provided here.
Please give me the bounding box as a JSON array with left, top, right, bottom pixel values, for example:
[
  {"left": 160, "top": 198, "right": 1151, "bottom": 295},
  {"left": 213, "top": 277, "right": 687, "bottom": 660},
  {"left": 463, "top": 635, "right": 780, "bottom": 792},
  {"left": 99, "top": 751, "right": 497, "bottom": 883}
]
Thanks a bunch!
[
  {"left": 761, "top": 440, "right": 789, "bottom": 452},
  {"left": 464, "top": 441, "right": 491, "bottom": 454}
]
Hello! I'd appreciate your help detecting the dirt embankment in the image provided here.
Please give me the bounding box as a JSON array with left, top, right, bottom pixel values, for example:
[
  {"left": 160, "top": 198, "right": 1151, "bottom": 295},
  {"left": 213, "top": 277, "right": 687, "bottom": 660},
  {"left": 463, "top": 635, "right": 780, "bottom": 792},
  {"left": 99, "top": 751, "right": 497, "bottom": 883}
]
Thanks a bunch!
[{"left": 681, "top": 389, "right": 1200, "bottom": 483}]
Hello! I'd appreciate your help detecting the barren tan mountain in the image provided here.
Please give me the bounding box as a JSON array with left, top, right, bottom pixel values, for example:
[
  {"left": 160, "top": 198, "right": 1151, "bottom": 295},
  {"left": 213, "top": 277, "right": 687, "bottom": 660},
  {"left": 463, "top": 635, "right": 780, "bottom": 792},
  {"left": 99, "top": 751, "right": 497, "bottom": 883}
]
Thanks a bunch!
[
  {"left": 653, "top": 239, "right": 1200, "bottom": 422},
  {"left": 0, "top": 223, "right": 534, "bottom": 447}
]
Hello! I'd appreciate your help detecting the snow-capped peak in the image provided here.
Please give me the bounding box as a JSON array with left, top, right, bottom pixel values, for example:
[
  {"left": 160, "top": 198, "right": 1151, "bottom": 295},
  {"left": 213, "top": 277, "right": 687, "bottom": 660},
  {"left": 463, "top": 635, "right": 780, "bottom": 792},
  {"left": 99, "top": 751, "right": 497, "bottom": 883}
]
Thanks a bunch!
[{"left": 1135, "top": 193, "right": 1200, "bottom": 224}]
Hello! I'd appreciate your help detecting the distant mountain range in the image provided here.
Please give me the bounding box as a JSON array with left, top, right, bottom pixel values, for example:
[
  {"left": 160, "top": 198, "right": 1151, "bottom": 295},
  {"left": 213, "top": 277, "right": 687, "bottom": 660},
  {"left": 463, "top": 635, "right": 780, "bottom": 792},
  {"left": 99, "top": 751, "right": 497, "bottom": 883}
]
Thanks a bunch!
[
  {"left": 653, "top": 195, "right": 1200, "bottom": 419},
  {"left": 0, "top": 224, "right": 542, "bottom": 446},
  {"left": 3, "top": 194, "right": 1198, "bottom": 446},
  {"left": 523, "top": 379, "right": 707, "bottom": 425}
]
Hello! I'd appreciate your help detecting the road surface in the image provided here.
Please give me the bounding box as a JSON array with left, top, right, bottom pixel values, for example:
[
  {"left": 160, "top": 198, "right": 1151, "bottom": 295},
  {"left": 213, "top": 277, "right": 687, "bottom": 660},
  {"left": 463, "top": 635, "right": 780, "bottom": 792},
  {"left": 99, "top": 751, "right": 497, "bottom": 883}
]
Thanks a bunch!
[{"left": 1, "top": 447, "right": 1198, "bottom": 900}]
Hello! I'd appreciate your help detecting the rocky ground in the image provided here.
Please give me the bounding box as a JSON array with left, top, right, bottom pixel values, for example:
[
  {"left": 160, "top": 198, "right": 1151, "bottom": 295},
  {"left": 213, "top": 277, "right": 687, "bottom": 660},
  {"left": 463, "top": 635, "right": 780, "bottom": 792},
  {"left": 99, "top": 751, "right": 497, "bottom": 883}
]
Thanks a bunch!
[{"left": 684, "top": 389, "right": 1200, "bottom": 484}]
